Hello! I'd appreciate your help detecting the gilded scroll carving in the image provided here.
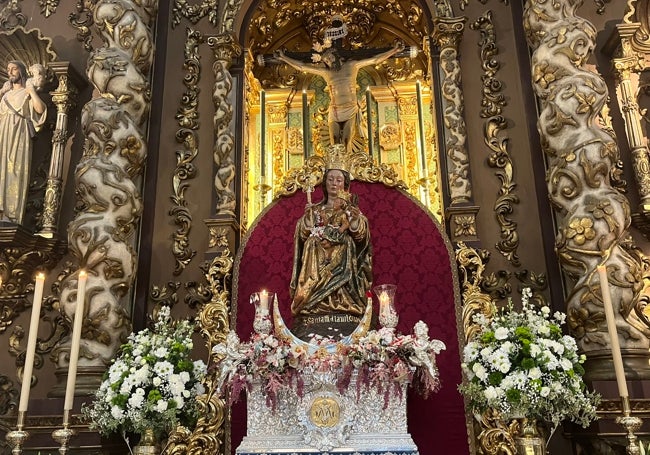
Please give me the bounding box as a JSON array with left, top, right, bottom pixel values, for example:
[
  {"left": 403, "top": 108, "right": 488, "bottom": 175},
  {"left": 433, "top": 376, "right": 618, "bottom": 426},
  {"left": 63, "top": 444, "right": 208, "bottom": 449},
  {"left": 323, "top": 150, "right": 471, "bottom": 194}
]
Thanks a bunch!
[
  {"left": 69, "top": 0, "right": 100, "bottom": 52},
  {"left": 594, "top": 0, "right": 612, "bottom": 14},
  {"left": 163, "top": 251, "right": 232, "bottom": 455},
  {"left": 524, "top": 0, "right": 650, "bottom": 357},
  {"left": 208, "top": 34, "right": 242, "bottom": 216},
  {"left": 171, "top": 28, "right": 203, "bottom": 276},
  {"left": 459, "top": 0, "right": 509, "bottom": 11},
  {"left": 171, "top": 0, "right": 218, "bottom": 28},
  {"left": 432, "top": 17, "right": 472, "bottom": 205},
  {"left": 247, "top": 0, "right": 426, "bottom": 57},
  {"left": 56, "top": 0, "right": 157, "bottom": 386},
  {"left": 0, "top": 0, "right": 26, "bottom": 31},
  {"left": 0, "top": 374, "right": 18, "bottom": 415},
  {"left": 278, "top": 150, "right": 406, "bottom": 198},
  {"left": 470, "top": 11, "right": 520, "bottom": 267},
  {"left": 39, "top": 0, "right": 60, "bottom": 17},
  {"left": 0, "top": 234, "right": 65, "bottom": 333}
]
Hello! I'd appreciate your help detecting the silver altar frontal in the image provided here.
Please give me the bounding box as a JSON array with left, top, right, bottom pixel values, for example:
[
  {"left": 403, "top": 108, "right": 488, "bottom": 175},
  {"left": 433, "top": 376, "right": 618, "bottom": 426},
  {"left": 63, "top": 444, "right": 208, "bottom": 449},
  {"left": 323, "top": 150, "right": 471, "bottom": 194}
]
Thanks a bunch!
[{"left": 237, "top": 371, "right": 419, "bottom": 455}]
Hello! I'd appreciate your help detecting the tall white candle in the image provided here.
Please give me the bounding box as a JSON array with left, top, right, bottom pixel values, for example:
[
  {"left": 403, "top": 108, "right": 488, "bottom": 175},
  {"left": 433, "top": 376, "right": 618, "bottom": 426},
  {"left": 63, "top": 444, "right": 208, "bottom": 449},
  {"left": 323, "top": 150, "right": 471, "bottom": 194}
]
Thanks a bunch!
[
  {"left": 19, "top": 272, "right": 45, "bottom": 413},
  {"left": 302, "top": 89, "right": 310, "bottom": 159},
  {"left": 416, "top": 80, "right": 427, "bottom": 173},
  {"left": 64, "top": 270, "right": 87, "bottom": 411},
  {"left": 379, "top": 292, "right": 390, "bottom": 318},
  {"left": 597, "top": 265, "right": 629, "bottom": 398},
  {"left": 260, "top": 290, "right": 269, "bottom": 314},
  {"left": 366, "top": 88, "right": 374, "bottom": 158},
  {"left": 260, "top": 90, "right": 266, "bottom": 177}
]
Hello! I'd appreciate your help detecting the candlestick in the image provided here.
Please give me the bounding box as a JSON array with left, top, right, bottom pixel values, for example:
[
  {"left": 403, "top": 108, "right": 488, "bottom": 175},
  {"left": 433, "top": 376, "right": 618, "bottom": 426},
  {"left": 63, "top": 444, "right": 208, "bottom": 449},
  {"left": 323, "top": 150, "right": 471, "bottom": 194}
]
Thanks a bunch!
[
  {"left": 366, "top": 88, "right": 373, "bottom": 158},
  {"left": 260, "top": 89, "right": 266, "bottom": 177},
  {"left": 302, "top": 89, "right": 310, "bottom": 159},
  {"left": 617, "top": 396, "right": 642, "bottom": 455},
  {"left": 416, "top": 80, "right": 427, "bottom": 172},
  {"left": 597, "top": 265, "right": 629, "bottom": 398},
  {"left": 6, "top": 410, "right": 28, "bottom": 455},
  {"left": 64, "top": 270, "right": 87, "bottom": 411},
  {"left": 18, "top": 273, "right": 45, "bottom": 413},
  {"left": 52, "top": 409, "right": 76, "bottom": 455}
]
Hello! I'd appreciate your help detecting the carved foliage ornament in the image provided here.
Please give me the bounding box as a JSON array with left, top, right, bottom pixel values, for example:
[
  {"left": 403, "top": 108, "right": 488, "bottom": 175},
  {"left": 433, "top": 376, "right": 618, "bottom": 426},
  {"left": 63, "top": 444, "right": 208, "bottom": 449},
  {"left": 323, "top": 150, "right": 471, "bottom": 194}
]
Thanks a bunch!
[
  {"left": 0, "top": 230, "right": 66, "bottom": 333},
  {"left": 248, "top": 0, "right": 425, "bottom": 56},
  {"left": 170, "top": 28, "right": 203, "bottom": 276},
  {"left": 278, "top": 149, "right": 406, "bottom": 198},
  {"left": 164, "top": 252, "right": 233, "bottom": 454},
  {"left": 470, "top": 11, "right": 520, "bottom": 267},
  {"left": 69, "top": 0, "right": 99, "bottom": 52},
  {"left": 0, "top": 0, "right": 26, "bottom": 31}
]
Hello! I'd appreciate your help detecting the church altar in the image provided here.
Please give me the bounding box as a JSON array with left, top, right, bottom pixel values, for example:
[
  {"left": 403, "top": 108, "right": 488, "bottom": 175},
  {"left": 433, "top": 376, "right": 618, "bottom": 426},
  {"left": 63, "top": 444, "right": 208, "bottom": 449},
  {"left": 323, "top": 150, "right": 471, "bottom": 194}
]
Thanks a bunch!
[
  {"left": 238, "top": 373, "right": 416, "bottom": 455},
  {"left": 214, "top": 295, "right": 445, "bottom": 455}
]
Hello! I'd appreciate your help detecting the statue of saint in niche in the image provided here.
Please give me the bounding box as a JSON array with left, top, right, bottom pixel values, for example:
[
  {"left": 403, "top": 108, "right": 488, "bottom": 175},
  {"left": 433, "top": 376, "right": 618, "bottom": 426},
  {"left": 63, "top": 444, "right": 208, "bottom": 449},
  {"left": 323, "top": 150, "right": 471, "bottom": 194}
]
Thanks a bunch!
[
  {"left": 0, "top": 60, "right": 46, "bottom": 224},
  {"left": 290, "top": 149, "right": 372, "bottom": 340}
]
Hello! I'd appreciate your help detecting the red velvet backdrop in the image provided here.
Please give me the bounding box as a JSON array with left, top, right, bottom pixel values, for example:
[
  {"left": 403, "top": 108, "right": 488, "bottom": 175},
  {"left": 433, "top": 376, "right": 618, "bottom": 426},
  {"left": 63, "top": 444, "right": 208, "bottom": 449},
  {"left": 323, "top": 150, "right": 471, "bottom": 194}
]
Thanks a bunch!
[{"left": 232, "top": 182, "right": 469, "bottom": 455}]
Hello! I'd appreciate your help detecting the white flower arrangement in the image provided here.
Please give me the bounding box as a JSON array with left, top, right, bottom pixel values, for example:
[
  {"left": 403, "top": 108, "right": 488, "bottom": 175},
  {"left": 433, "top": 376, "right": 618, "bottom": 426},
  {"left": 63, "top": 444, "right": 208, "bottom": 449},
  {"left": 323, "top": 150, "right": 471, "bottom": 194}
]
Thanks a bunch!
[
  {"left": 459, "top": 288, "right": 600, "bottom": 428},
  {"left": 83, "top": 306, "right": 207, "bottom": 442}
]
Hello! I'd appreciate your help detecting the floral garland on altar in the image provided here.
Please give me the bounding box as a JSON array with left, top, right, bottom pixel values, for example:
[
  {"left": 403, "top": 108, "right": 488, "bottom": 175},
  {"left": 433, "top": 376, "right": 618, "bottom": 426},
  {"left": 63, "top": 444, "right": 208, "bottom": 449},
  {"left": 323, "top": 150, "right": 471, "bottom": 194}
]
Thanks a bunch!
[{"left": 213, "top": 321, "right": 445, "bottom": 409}]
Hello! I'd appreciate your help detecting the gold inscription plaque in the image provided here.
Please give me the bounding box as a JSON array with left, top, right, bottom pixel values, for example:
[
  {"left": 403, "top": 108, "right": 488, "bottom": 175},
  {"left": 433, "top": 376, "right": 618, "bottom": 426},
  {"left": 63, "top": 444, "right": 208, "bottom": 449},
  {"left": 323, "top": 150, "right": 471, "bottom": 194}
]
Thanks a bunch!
[{"left": 309, "top": 397, "right": 340, "bottom": 427}]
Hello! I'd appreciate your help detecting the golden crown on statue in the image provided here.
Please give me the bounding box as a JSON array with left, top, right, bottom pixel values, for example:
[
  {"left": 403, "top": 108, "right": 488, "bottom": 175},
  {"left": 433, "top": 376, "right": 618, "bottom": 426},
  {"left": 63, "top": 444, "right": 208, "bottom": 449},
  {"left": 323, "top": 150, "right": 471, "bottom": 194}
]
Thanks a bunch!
[{"left": 325, "top": 144, "right": 351, "bottom": 172}]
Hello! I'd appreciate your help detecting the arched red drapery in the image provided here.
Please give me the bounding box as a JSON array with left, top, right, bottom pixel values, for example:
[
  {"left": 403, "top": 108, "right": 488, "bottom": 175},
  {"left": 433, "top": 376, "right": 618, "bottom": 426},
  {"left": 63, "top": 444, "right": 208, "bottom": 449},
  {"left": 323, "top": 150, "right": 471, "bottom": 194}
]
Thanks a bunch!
[{"left": 231, "top": 182, "right": 470, "bottom": 455}]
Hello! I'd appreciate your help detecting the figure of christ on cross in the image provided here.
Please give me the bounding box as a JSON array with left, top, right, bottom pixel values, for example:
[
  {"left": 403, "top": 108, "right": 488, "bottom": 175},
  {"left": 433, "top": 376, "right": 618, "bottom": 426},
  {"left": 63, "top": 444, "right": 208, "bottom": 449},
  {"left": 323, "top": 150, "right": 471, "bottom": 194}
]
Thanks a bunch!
[{"left": 269, "top": 21, "right": 405, "bottom": 150}]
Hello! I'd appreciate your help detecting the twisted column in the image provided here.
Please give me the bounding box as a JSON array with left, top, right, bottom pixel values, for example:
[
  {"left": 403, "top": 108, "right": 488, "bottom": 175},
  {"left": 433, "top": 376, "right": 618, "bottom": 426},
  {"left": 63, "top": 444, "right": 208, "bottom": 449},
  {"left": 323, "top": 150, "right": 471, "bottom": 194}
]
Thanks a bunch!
[
  {"left": 524, "top": 0, "right": 650, "bottom": 376},
  {"left": 54, "top": 0, "right": 158, "bottom": 393}
]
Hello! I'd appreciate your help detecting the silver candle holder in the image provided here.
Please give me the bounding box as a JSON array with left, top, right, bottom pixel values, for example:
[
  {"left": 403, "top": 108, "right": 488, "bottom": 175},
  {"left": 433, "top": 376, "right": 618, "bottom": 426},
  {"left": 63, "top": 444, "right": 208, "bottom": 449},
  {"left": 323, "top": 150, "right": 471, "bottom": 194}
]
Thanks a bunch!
[
  {"left": 5, "top": 411, "right": 29, "bottom": 455},
  {"left": 52, "top": 409, "right": 77, "bottom": 454},
  {"left": 617, "top": 396, "right": 643, "bottom": 455}
]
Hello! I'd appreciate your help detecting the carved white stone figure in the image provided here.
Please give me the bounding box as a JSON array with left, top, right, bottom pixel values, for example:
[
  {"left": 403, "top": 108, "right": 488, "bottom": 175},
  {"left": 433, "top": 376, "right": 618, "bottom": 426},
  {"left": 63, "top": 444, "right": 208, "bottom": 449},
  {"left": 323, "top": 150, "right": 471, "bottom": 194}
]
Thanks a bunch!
[{"left": 0, "top": 60, "right": 46, "bottom": 224}]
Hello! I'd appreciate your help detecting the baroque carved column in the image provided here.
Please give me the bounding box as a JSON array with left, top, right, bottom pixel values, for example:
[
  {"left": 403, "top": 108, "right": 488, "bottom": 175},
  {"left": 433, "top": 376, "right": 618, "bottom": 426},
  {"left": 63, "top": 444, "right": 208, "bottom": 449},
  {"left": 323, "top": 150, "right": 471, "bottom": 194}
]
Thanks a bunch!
[
  {"left": 53, "top": 0, "right": 158, "bottom": 395},
  {"left": 432, "top": 16, "right": 480, "bottom": 244},
  {"left": 524, "top": 0, "right": 650, "bottom": 377},
  {"left": 606, "top": 16, "right": 650, "bottom": 234},
  {"left": 39, "top": 62, "right": 83, "bottom": 238},
  {"left": 205, "top": 33, "right": 243, "bottom": 255}
]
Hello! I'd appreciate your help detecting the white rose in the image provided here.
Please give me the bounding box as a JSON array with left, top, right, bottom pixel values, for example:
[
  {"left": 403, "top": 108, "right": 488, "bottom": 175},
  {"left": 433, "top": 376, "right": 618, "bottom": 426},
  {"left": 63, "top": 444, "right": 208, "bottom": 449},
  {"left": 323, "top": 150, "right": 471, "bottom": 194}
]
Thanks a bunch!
[
  {"left": 484, "top": 386, "right": 499, "bottom": 401},
  {"left": 494, "top": 327, "right": 509, "bottom": 340},
  {"left": 472, "top": 363, "right": 488, "bottom": 381},
  {"left": 110, "top": 406, "right": 125, "bottom": 420},
  {"left": 560, "top": 358, "right": 573, "bottom": 371},
  {"left": 528, "top": 367, "right": 541, "bottom": 379},
  {"left": 155, "top": 400, "right": 169, "bottom": 412}
]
